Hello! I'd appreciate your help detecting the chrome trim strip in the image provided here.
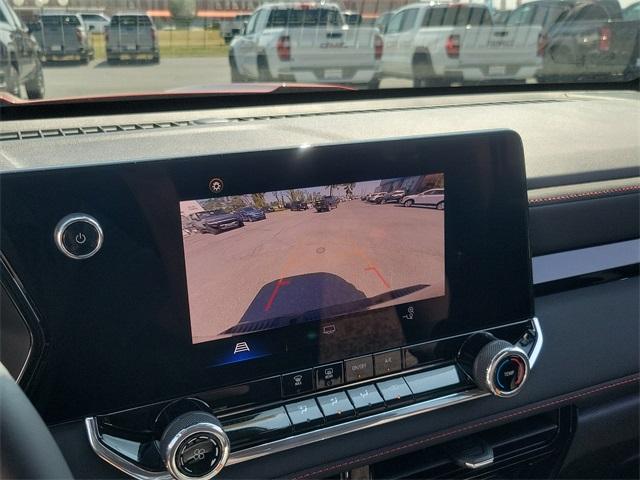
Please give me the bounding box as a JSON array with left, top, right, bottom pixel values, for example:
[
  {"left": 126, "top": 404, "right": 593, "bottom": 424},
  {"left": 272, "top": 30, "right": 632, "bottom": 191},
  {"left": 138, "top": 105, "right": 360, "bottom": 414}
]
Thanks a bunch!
[
  {"left": 226, "top": 389, "right": 491, "bottom": 466},
  {"left": 85, "top": 418, "right": 172, "bottom": 480},
  {"left": 86, "top": 318, "right": 542, "bottom": 474},
  {"left": 532, "top": 239, "right": 639, "bottom": 284},
  {"left": 529, "top": 317, "right": 543, "bottom": 366}
]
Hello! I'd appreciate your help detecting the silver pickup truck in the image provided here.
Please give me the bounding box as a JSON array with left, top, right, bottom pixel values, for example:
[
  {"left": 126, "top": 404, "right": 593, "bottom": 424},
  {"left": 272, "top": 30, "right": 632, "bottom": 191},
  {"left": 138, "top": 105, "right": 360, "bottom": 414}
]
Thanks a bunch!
[
  {"left": 106, "top": 13, "right": 159, "bottom": 64},
  {"left": 229, "top": 3, "right": 382, "bottom": 88},
  {"left": 32, "top": 13, "right": 93, "bottom": 64}
]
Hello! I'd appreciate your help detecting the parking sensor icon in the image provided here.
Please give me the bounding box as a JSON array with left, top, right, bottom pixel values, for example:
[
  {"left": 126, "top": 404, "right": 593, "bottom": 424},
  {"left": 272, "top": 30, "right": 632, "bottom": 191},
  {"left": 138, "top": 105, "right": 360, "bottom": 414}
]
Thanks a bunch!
[{"left": 233, "top": 342, "right": 250, "bottom": 354}]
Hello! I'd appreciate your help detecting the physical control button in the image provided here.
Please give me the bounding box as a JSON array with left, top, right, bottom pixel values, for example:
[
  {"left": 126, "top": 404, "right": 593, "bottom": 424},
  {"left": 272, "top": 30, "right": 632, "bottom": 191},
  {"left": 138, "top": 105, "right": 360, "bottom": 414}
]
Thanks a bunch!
[
  {"left": 344, "top": 355, "right": 374, "bottom": 382},
  {"left": 376, "top": 377, "right": 413, "bottom": 406},
  {"left": 458, "top": 332, "right": 530, "bottom": 398},
  {"left": 374, "top": 349, "right": 402, "bottom": 375},
  {"left": 347, "top": 384, "right": 385, "bottom": 414},
  {"left": 315, "top": 362, "right": 344, "bottom": 390},
  {"left": 282, "top": 369, "right": 313, "bottom": 397},
  {"left": 159, "top": 411, "right": 229, "bottom": 480},
  {"left": 54, "top": 214, "right": 103, "bottom": 260},
  {"left": 317, "top": 391, "right": 354, "bottom": 423},
  {"left": 404, "top": 365, "right": 461, "bottom": 397},
  {"left": 285, "top": 398, "right": 324, "bottom": 432}
]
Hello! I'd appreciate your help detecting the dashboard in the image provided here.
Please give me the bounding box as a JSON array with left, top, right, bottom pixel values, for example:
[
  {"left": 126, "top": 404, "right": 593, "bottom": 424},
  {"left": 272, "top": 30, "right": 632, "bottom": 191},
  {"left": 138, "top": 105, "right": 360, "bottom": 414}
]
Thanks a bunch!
[{"left": 0, "top": 89, "right": 638, "bottom": 480}]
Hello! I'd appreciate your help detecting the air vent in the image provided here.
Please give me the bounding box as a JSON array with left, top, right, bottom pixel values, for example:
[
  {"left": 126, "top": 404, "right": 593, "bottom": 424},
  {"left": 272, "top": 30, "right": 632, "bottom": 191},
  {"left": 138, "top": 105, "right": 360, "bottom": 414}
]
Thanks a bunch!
[
  {"left": 0, "top": 121, "right": 194, "bottom": 142},
  {"left": 1, "top": 99, "right": 569, "bottom": 143},
  {"left": 369, "top": 408, "right": 573, "bottom": 479}
]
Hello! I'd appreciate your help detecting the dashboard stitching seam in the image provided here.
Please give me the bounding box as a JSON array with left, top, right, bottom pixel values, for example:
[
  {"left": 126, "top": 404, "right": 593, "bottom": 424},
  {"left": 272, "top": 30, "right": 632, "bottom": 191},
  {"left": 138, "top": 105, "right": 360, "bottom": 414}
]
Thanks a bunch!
[
  {"left": 528, "top": 185, "right": 640, "bottom": 205},
  {"left": 291, "top": 375, "right": 640, "bottom": 479}
]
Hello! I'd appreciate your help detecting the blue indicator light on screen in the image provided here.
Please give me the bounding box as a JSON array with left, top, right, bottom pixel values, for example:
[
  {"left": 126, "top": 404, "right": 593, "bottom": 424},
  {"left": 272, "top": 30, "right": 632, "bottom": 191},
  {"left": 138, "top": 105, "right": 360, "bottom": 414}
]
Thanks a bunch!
[{"left": 207, "top": 341, "right": 270, "bottom": 368}]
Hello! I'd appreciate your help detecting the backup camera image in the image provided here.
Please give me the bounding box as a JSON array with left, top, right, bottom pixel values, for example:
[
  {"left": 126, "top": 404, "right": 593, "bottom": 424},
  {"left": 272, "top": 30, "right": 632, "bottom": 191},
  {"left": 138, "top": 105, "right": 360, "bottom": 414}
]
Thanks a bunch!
[{"left": 181, "top": 174, "right": 445, "bottom": 344}]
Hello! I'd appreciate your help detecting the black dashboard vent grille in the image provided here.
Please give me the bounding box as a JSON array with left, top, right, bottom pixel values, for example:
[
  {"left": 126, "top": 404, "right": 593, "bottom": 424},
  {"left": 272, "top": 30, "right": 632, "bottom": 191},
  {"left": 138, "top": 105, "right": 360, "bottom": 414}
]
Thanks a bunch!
[
  {"left": 368, "top": 408, "right": 573, "bottom": 480},
  {"left": 1, "top": 99, "right": 569, "bottom": 143},
  {"left": 0, "top": 121, "right": 194, "bottom": 142}
]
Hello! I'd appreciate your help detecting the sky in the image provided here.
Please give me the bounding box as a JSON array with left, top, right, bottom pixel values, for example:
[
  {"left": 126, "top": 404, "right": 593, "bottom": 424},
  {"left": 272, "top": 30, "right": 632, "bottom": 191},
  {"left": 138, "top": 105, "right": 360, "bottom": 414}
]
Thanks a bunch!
[{"left": 262, "top": 179, "right": 383, "bottom": 202}]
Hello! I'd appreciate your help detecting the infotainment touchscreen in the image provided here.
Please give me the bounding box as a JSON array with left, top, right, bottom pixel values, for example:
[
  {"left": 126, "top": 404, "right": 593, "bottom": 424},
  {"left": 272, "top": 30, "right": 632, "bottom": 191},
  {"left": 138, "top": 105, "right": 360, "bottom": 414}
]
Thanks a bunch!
[{"left": 181, "top": 174, "right": 445, "bottom": 344}]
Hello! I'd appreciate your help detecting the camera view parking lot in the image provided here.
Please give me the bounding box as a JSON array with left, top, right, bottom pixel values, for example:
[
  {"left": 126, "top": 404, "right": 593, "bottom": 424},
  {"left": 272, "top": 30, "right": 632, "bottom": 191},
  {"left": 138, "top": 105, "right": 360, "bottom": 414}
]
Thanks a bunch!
[
  {"left": 1, "top": 0, "right": 638, "bottom": 99},
  {"left": 181, "top": 174, "right": 445, "bottom": 344}
]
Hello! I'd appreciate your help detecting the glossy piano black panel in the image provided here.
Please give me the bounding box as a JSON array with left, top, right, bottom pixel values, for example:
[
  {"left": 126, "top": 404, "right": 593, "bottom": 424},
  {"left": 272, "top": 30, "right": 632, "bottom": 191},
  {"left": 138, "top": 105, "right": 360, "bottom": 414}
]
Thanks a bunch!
[{"left": 0, "top": 130, "right": 532, "bottom": 423}]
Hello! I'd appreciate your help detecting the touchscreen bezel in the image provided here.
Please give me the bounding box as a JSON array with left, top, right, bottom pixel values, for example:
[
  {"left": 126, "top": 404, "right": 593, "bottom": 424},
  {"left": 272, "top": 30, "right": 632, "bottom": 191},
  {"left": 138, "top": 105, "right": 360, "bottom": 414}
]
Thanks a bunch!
[
  {"left": 0, "top": 129, "right": 533, "bottom": 423},
  {"left": 168, "top": 130, "right": 533, "bottom": 386}
]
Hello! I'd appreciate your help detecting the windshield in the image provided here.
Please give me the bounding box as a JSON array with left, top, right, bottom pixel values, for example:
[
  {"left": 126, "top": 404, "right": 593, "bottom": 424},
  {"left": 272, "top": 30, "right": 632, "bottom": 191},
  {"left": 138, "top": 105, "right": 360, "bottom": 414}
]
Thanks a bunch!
[
  {"left": 41, "top": 15, "right": 81, "bottom": 26},
  {"left": 1, "top": 0, "right": 637, "bottom": 102}
]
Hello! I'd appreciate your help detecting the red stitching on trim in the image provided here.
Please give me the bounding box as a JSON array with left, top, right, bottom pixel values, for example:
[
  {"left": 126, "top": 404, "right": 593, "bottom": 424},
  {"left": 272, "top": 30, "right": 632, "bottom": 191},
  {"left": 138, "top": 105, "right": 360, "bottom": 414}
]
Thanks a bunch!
[
  {"left": 292, "top": 375, "right": 639, "bottom": 479},
  {"left": 528, "top": 185, "right": 640, "bottom": 205}
]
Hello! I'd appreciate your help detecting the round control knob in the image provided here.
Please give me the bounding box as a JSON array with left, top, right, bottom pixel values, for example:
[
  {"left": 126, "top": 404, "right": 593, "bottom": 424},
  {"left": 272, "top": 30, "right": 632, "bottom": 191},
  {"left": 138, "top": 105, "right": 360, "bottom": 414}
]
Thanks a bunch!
[
  {"left": 159, "top": 411, "right": 230, "bottom": 480},
  {"left": 458, "top": 333, "right": 530, "bottom": 398}
]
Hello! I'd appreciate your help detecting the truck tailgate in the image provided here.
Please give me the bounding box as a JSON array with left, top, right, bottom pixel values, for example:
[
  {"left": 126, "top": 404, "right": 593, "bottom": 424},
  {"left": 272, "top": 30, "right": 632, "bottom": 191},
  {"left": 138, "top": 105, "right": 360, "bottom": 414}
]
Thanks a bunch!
[
  {"left": 39, "top": 17, "right": 82, "bottom": 52},
  {"left": 287, "top": 27, "right": 377, "bottom": 68},
  {"left": 459, "top": 26, "right": 542, "bottom": 68},
  {"left": 109, "top": 17, "right": 154, "bottom": 51}
]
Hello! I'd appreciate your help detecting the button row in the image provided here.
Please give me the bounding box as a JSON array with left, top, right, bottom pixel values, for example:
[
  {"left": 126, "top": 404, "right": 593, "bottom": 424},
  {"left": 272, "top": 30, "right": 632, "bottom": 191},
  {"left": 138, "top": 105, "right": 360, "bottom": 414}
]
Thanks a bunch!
[
  {"left": 281, "top": 349, "right": 404, "bottom": 398},
  {"left": 225, "top": 365, "right": 462, "bottom": 448}
]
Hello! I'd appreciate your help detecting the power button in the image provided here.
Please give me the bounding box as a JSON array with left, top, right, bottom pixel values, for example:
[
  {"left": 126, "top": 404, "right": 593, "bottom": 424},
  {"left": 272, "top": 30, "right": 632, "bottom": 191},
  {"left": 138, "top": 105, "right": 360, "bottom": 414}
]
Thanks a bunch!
[{"left": 54, "top": 214, "right": 103, "bottom": 260}]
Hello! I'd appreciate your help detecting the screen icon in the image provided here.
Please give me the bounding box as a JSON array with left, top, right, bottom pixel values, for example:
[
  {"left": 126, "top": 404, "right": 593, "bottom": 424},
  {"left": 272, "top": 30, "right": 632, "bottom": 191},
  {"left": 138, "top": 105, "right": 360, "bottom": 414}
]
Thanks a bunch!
[
  {"left": 233, "top": 342, "right": 250, "bottom": 354},
  {"left": 402, "top": 306, "right": 415, "bottom": 320},
  {"left": 208, "top": 178, "right": 224, "bottom": 193},
  {"left": 322, "top": 324, "right": 336, "bottom": 335}
]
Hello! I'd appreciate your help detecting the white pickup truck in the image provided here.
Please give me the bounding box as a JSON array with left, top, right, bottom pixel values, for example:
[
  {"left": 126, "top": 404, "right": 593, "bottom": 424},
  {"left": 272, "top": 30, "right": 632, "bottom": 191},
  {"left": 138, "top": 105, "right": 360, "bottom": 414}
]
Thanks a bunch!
[
  {"left": 381, "top": 3, "right": 542, "bottom": 86},
  {"left": 229, "top": 3, "right": 382, "bottom": 88}
]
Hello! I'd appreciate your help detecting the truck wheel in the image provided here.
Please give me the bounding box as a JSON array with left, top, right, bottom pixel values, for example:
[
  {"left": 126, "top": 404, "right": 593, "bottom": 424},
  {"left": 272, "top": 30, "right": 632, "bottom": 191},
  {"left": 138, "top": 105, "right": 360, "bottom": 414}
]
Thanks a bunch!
[
  {"left": 412, "top": 52, "right": 437, "bottom": 88},
  {"left": 81, "top": 54, "right": 90, "bottom": 65},
  {"left": 25, "top": 62, "right": 45, "bottom": 99},
  {"left": 151, "top": 53, "right": 160, "bottom": 64},
  {"left": 257, "top": 56, "right": 273, "bottom": 81},
  {"left": 366, "top": 78, "right": 380, "bottom": 89},
  {"left": 229, "top": 55, "right": 245, "bottom": 82},
  {"left": 6, "top": 64, "right": 21, "bottom": 97}
]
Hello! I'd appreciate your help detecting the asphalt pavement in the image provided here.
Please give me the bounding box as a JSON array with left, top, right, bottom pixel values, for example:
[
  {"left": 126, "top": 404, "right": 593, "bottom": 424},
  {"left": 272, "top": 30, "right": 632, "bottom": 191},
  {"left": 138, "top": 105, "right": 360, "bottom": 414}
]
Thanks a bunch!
[
  {"left": 42, "top": 56, "right": 412, "bottom": 98},
  {"left": 183, "top": 200, "right": 444, "bottom": 344}
]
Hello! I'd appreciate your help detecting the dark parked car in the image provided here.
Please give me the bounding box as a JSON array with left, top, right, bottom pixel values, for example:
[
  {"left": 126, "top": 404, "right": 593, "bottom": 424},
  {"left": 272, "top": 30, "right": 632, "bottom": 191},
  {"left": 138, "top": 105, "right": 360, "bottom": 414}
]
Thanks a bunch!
[
  {"left": 236, "top": 206, "right": 266, "bottom": 222},
  {"left": 0, "top": 0, "right": 44, "bottom": 98},
  {"left": 383, "top": 189, "right": 406, "bottom": 203},
  {"left": 31, "top": 13, "right": 94, "bottom": 64},
  {"left": 314, "top": 198, "right": 331, "bottom": 212},
  {"left": 536, "top": 0, "right": 640, "bottom": 81},
  {"left": 313, "top": 197, "right": 339, "bottom": 212},
  {"left": 343, "top": 11, "right": 363, "bottom": 25},
  {"left": 192, "top": 210, "right": 244, "bottom": 234},
  {"left": 289, "top": 201, "right": 308, "bottom": 211}
]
